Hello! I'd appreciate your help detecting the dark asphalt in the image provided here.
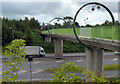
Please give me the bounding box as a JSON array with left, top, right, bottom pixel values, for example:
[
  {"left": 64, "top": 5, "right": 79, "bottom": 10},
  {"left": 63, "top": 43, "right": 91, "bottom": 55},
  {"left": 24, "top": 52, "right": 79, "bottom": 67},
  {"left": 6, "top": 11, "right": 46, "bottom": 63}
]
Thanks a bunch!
[{"left": 1, "top": 52, "right": 119, "bottom": 81}]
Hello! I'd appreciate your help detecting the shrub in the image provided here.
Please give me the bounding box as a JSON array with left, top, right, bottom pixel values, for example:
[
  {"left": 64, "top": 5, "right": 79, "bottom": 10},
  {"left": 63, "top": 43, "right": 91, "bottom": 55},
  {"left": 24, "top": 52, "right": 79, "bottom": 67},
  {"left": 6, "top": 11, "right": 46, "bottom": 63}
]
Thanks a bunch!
[
  {"left": 2, "top": 39, "right": 26, "bottom": 82},
  {"left": 51, "top": 62, "right": 120, "bottom": 83}
]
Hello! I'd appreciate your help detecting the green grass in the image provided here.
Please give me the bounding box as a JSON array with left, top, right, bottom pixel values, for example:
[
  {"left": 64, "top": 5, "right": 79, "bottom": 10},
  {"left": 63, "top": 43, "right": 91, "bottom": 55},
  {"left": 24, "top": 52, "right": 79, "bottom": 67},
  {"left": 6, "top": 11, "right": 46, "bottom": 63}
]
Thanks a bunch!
[
  {"left": 43, "top": 28, "right": 80, "bottom": 36},
  {"left": 42, "top": 26, "right": 120, "bottom": 41},
  {"left": 104, "top": 64, "right": 120, "bottom": 70},
  {"left": 45, "top": 64, "right": 120, "bottom": 73},
  {"left": 0, "top": 46, "right": 2, "bottom": 55}
]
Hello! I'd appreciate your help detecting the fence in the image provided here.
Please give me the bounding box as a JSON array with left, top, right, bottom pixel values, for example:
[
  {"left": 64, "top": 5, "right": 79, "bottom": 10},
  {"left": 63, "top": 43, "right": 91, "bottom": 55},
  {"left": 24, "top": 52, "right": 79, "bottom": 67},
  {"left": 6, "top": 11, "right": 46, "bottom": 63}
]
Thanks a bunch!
[
  {"left": 42, "top": 26, "right": 120, "bottom": 41},
  {"left": 80, "top": 26, "right": 120, "bottom": 41}
]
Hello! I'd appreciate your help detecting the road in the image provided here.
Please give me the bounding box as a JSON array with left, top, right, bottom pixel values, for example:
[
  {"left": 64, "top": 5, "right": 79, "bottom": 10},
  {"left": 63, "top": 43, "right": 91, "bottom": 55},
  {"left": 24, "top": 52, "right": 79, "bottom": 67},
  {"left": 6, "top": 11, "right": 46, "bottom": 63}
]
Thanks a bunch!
[
  {"left": 45, "top": 52, "right": 116, "bottom": 57},
  {"left": 1, "top": 52, "right": 119, "bottom": 81}
]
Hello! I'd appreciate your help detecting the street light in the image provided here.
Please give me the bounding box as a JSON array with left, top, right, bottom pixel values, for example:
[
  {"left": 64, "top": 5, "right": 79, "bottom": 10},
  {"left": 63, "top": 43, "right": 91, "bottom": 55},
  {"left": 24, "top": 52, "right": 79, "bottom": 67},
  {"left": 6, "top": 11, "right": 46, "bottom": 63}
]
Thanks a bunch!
[
  {"left": 48, "top": 17, "right": 66, "bottom": 34},
  {"left": 10, "top": 27, "right": 14, "bottom": 40},
  {"left": 91, "top": 4, "right": 101, "bottom": 11},
  {"left": 84, "top": 18, "right": 88, "bottom": 26},
  {"left": 73, "top": 2, "right": 115, "bottom": 47}
]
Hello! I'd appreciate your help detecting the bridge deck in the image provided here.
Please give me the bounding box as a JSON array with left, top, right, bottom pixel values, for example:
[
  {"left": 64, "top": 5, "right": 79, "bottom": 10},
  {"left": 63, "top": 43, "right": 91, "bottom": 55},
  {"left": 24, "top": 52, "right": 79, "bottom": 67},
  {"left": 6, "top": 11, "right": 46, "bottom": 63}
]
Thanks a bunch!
[{"left": 42, "top": 34, "right": 120, "bottom": 51}]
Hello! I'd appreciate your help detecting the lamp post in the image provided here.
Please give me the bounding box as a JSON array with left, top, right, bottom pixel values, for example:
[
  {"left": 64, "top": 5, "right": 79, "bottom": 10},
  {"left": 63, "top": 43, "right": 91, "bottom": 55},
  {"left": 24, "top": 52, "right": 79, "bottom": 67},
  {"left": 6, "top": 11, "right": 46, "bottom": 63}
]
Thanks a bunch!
[
  {"left": 10, "top": 27, "right": 14, "bottom": 40},
  {"left": 73, "top": 2, "right": 115, "bottom": 80},
  {"left": 73, "top": 2, "right": 115, "bottom": 47},
  {"left": 84, "top": 18, "right": 88, "bottom": 26},
  {"left": 48, "top": 17, "right": 66, "bottom": 34}
]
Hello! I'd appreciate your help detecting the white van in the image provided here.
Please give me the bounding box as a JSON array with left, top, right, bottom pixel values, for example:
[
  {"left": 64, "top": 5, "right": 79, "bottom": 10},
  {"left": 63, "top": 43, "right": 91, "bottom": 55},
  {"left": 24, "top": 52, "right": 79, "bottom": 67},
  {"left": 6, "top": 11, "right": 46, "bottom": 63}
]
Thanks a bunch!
[
  {"left": 115, "top": 52, "right": 120, "bottom": 55},
  {"left": 24, "top": 46, "right": 45, "bottom": 58},
  {"left": 39, "top": 47, "right": 45, "bottom": 57}
]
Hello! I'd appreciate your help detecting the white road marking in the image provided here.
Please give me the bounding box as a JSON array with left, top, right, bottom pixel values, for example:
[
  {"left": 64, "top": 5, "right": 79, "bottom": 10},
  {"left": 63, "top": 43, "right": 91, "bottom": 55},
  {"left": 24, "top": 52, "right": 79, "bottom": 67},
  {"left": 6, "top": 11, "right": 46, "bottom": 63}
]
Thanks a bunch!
[
  {"left": 34, "top": 61, "right": 41, "bottom": 64},
  {"left": 113, "top": 58, "right": 118, "bottom": 61},
  {"left": 32, "top": 70, "right": 43, "bottom": 74},
  {"left": 76, "top": 59, "right": 83, "bottom": 62},
  {"left": 0, "top": 71, "right": 2, "bottom": 75},
  {"left": 18, "top": 70, "right": 27, "bottom": 74},
  {"left": 56, "top": 60, "right": 64, "bottom": 63},
  {"left": 106, "top": 76, "right": 114, "bottom": 77}
]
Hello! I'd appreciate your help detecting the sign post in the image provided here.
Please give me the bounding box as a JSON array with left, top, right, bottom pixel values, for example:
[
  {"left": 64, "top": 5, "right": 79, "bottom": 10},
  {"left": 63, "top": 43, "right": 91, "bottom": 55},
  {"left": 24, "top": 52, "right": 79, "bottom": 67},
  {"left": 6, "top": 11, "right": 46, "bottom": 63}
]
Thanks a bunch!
[{"left": 28, "top": 56, "right": 33, "bottom": 82}]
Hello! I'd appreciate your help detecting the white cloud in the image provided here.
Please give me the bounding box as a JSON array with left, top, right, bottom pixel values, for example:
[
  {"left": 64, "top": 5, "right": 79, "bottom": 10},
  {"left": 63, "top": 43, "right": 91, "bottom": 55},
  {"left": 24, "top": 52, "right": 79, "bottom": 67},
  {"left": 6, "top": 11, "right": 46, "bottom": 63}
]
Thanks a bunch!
[
  {"left": 1, "top": 0, "right": 120, "bottom": 2},
  {"left": 2, "top": 1, "right": 119, "bottom": 25}
]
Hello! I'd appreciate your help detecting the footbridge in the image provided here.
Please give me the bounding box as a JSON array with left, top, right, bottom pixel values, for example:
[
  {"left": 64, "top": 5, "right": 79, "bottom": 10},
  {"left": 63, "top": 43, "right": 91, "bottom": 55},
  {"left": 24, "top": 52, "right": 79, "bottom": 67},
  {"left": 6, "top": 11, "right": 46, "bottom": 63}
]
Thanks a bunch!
[
  {"left": 41, "top": 2, "right": 120, "bottom": 79},
  {"left": 41, "top": 26, "right": 120, "bottom": 77}
]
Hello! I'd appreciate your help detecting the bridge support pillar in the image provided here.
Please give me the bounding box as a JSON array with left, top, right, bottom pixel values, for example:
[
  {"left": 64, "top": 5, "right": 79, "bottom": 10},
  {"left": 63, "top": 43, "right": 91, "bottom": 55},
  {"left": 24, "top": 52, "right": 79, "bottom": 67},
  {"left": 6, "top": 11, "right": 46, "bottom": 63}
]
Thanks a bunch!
[
  {"left": 86, "top": 47, "right": 103, "bottom": 80},
  {"left": 93, "top": 47, "right": 103, "bottom": 76},
  {"left": 45, "top": 36, "right": 51, "bottom": 43},
  {"left": 54, "top": 38, "right": 63, "bottom": 59}
]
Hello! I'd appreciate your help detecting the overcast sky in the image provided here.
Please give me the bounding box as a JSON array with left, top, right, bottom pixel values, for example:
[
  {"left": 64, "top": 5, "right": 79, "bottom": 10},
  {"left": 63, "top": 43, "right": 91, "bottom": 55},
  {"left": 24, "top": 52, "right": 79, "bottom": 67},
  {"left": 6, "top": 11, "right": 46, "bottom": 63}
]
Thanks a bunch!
[{"left": 2, "top": 0, "right": 119, "bottom": 26}]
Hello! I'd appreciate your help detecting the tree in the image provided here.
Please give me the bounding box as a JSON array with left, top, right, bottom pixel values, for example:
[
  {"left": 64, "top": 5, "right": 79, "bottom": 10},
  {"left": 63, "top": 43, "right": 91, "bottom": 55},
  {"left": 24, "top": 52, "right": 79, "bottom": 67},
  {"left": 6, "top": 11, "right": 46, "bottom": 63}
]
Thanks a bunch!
[
  {"left": 63, "top": 16, "right": 73, "bottom": 28},
  {"left": 63, "top": 16, "right": 73, "bottom": 22},
  {"left": 86, "top": 24, "right": 92, "bottom": 27},
  {"left": 102, "top": 20, "right": 111, "bottom": 26},
  {"left": 75, "top": 22, "right": 80, "bottom": 27},
  {"left": 54, "top": 23, "right": 61, "bottom": 29},
  {"left": 25, "top": 25, "right": 33, "bottom": 45},
  {"left": 116, "top": 20, "right": 120, "bottom": 26},
  {"left": 2, "top": 19, "right": 12, "bottom": 46},
  {"left": 95, "top": 24, "right": 100, "bottom": 27},
  {"left": 30, "top": 17, "right": 40, "bottom": 29},
  {"left": 2, "top": 39, "right": 26, "bottom": 82}
]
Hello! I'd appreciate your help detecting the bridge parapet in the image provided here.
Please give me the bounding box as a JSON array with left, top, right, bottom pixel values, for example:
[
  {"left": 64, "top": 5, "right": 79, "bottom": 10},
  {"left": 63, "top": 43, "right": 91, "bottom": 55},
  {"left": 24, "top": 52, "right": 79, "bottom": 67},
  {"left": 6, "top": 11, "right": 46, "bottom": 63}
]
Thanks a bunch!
[
  {"left": 42, "top": 33, "right": 120, "bottom": 51},
  {"left": 80, "top": 26, "right": 120, "bottom": 41},
  {"left": 42, "top": 26, "right": 120, "bottom": 41}
]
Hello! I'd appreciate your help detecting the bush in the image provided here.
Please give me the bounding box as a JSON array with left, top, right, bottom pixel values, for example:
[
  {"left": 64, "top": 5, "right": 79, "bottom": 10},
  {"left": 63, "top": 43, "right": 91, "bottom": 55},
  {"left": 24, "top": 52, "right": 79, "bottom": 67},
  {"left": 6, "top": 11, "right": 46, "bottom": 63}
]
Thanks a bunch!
[
  {"left": 51, "top": 62, "right": 80, "bottom": 82},
  {"left": 2, "top": 39, "right": 26, "bottom": 82},
  {"left": 51, "top": 62, "right": 120, "bottom": 83}
]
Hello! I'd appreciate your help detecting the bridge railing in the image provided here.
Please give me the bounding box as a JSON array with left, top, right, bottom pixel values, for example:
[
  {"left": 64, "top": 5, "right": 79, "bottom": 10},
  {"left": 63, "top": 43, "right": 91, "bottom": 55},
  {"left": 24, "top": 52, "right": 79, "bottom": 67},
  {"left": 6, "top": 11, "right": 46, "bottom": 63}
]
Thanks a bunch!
[
  {"left": 80, "top": 26, "right": 120, "bottom": 41},
  {"left": 42, "top": 26, "right": 120, "bottom": 41}
]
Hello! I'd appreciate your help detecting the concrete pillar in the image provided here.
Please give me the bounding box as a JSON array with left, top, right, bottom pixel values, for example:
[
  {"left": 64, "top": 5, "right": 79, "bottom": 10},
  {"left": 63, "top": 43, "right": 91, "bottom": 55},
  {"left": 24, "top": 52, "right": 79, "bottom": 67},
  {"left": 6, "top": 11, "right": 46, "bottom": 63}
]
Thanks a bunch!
[
  {"left": 93, "top": 48, "right": 103, "bottom": 77},
  {"left": 86, "top": 48, "right": 94, "bottom": 72},
  {"left": 45, "top": 36, "right": 51, "bottom": 43},
  {"left": 86, "top": 47, "right": 104, "bottom": 77},
  {"left": 54, "top": 38, "right": 63, "bottom": 59}
]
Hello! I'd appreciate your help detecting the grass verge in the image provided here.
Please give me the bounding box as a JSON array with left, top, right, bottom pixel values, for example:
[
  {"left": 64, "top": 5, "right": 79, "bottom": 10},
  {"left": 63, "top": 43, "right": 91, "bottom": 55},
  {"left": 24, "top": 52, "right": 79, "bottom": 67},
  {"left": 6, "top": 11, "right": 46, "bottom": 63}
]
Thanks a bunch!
[{"left": 45, "top": 64, "right": 120, "bottom": 73}]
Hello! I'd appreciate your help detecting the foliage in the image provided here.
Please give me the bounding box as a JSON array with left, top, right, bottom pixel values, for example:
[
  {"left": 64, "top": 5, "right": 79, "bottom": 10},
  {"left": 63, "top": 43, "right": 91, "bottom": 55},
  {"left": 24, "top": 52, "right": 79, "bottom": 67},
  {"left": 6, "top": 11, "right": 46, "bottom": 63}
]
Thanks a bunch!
[
  {"left": 25, "top": 25, "right": 33, "bottom": 45},
  {"left": 2, "top": 17, "right": 120, "bottom": 53},
  {"left": 2, "top": 17, "right": 84, "bottom": 53},
  {"left": 2, "top": 39, "right": 26, "bottom": 82},
  {"left": 2, "top": 17, "right": 40, "bottom": 46},
  {"left": 106, "top": 77, "right": 120, "bottom": 84},
  {"left": 82, "top": 70, "right": 107, "bottom": 82},
  {"left": 104, "top": 64, "right": 120, "bottom": 70},
  {"left": 63, "top": 16, "right": 74, "bottom": 28},
  {"left": 51, "top": 62, "right": 120, "bottom": 83},
  {"left": 45, "top": 64, "right": 120, "bottom": 73},
  {"left": 45, "top": 67, "right": 85, "bottom": 73},
  {"left": 51, "top": 62, "right": 80, "bottom": 82}
]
